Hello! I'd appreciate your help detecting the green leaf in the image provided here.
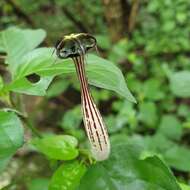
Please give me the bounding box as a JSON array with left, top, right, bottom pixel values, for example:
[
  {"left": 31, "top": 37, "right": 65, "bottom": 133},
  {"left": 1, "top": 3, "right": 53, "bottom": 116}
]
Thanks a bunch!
[
  {"left": 179, "top": 183, "right": 190, "bottom": 190},
  {"left": 5, "top": 47, "right": 135, "bottom": 102},
  {"left": 46, "top": 77, "right": 69, "bottom": 98},
  {"left": 145, "top": 134, "right": 190, "bottom": 172},
  {"left": 95, "top": 34, "right": 111, "bottom": 50},
  {"left": 177, "top": 104, "right": 190, "bottom": 118},
  {"left": 163, "top": 143, "right": 190, "bottom": 172},
  {"left": 8, "top": 76, "right": 53, "bottom": 96},
  {"left": 169, "top": 71, "right": 190, "bottom": 97},
  {"left": 118, "top": 134, "right": 190, "bottom": 172},
  {"left": 0, "top": 27, "right": 46, "bottom": 72},
  {"left": 108, "top": 39, "right": 128, "bottom": 62},
  {"left": 78, "top": 143, "right": 181, "bottom": 190},
  {"left": 0, "top": 156, "right": 11, "bottom": 174},
  {"left": 105, "top": 114, "right": 125, "bottom": 133},
  {"left": 86, "top": 54, "right": 136, "bottom": 103},
  {"left": 28, "top": 178, "right": 49, "bottom": 190},
  {"left": 0, "top": 76, "right": 3, "bottom": 90},
  {"left": 7, "top": 47, "right": 70, "bottom": 95},
  {"left": 32, "top": 135, "right": 79, "bottom": 160},
  {"left": 0, "top": 110, "right": 24, "bottom": 173},
  {"left": 60, "top": 105, "right": 82, "bottom": 130},
  {"left": 158, "top": 115, "right": 182, "bottom": 140},
  {"left": 143, "top": 78, "right": 165, "bottom": 101},
  {"left": 4, "top": 48, "right": 55, "bottom": 96},
  {"left": 49, "top": 161, "right": 86, "bottom": 190},
  {"left": 106, "top": 101, "right": 137, "bottom": 133},
  {"left": 78, "top": 164, "right": 114, "bottom": 190},
  {"left": 12, "top": 48, "right": 66, "bottom": 79},
  {"left": 0, "top": 28, "right": 48, "bottom": 96},
  {"left": 138, "top": 102, "right": 157, "bottom": 127}
]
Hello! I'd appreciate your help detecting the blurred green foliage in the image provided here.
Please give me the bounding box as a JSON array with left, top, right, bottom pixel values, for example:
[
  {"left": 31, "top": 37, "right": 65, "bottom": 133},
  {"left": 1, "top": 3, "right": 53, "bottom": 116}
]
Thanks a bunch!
[{"left": 0, "top": 0, "right": 190, "bottom": 189}]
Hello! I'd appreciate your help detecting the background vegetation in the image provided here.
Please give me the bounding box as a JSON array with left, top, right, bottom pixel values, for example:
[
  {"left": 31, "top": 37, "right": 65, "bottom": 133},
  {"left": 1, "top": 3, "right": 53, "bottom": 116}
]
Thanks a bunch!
[{"left": 0, "top": 0, "right": 190, "bottom": 189}]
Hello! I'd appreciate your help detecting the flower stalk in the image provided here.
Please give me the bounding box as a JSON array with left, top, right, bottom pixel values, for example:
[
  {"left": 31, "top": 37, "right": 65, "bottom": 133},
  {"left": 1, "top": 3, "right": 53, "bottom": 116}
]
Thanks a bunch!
[
  {"left": 72, "top": 55, "right": 110, "bottom": 161},
  {"left": 54, "top": 33, "right": 110, "bottom": 160}
]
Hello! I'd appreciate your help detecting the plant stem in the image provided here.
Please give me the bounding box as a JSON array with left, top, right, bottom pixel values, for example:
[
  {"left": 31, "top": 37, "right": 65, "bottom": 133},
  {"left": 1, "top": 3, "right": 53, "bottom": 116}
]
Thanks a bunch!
[{"left": 22, "top": 118, "right": 42, "bottom": 138}]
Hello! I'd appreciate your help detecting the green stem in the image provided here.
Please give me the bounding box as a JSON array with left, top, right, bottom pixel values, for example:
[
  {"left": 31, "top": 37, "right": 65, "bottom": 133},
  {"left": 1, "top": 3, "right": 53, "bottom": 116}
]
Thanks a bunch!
[{"left": 22, "top": 118, "right": 42, "bottom": 138}]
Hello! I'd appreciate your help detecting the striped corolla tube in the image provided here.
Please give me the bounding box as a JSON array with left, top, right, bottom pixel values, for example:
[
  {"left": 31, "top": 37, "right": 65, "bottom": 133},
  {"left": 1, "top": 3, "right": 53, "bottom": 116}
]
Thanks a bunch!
[{"left": 54, "top": 33, "right": 110, "bottom": 161}]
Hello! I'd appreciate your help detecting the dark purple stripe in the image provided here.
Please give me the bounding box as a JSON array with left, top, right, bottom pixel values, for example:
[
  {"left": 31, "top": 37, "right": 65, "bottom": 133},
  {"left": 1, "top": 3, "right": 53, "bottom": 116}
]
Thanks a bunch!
[
  {"left": 73, "top": 57, "right": 97, "bottom": 144},
  {"left": 78, "top": 56, "right": 107, "bottom": 145},
  {"left": 74, "top": 56, "right": 103, "bottom": 151}
]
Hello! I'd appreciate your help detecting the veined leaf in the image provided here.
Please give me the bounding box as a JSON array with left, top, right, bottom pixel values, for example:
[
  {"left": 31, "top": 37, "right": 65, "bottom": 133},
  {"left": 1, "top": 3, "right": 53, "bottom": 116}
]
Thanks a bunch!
[
  {"left": 32, "top": 135, "right": 79, "bottom": 160},
  {"left": 5, "top": 47, "right": 135, "bottom": 102},
  {"left": 0, "top": 110, "right": 24, "bottom": 173},
  {"left": 0, "top": 27, "right": 46, "bottom": 73},
  {"left": 169, "top": 71, "right": 190, "bottom": 97},
  {"left": 78, "top": 143, "right": 181, "bottom": 190},
  {"left": 49, "top": 161, "right": 86, "bottom": 190}
]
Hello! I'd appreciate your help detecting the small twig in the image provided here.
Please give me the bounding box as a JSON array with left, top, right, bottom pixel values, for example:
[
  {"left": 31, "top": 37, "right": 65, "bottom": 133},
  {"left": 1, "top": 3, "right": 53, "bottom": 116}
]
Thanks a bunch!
[
  {"left": 4, "top": 95, "right": 42, "bottom": 138},
  {"left": 0, "top": 183, "right": 15, "bottom": 190},
  {"left": 135, "top": 49, "right": 190, "bottom": 58},
  {"left": 61, "top": 6, "right": 89, "bottom": 33},
  {"left": 5, "top": 0, "right": 35, "bottom": 27},
  {"left": 0, "top": 64, "right": 7, "bottom": 72},
  {"left": 128, "top": 0, "right": 140, "bottom": 33},
  {"left": 22, "top": 117, "right": 42, "bottom": 138},
  {"left": 13, "top": 100, "right": 42, "bottom": 138},
  {"left": 0, "top": 55, "right": 6, "bottom": 59}
]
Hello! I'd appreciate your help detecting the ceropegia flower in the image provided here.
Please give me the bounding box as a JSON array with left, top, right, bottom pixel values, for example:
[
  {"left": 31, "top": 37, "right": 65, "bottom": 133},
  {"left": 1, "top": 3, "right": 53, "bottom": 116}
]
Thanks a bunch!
[{"left": 54, "top": 33, "right": 110, "bottom": 161}]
